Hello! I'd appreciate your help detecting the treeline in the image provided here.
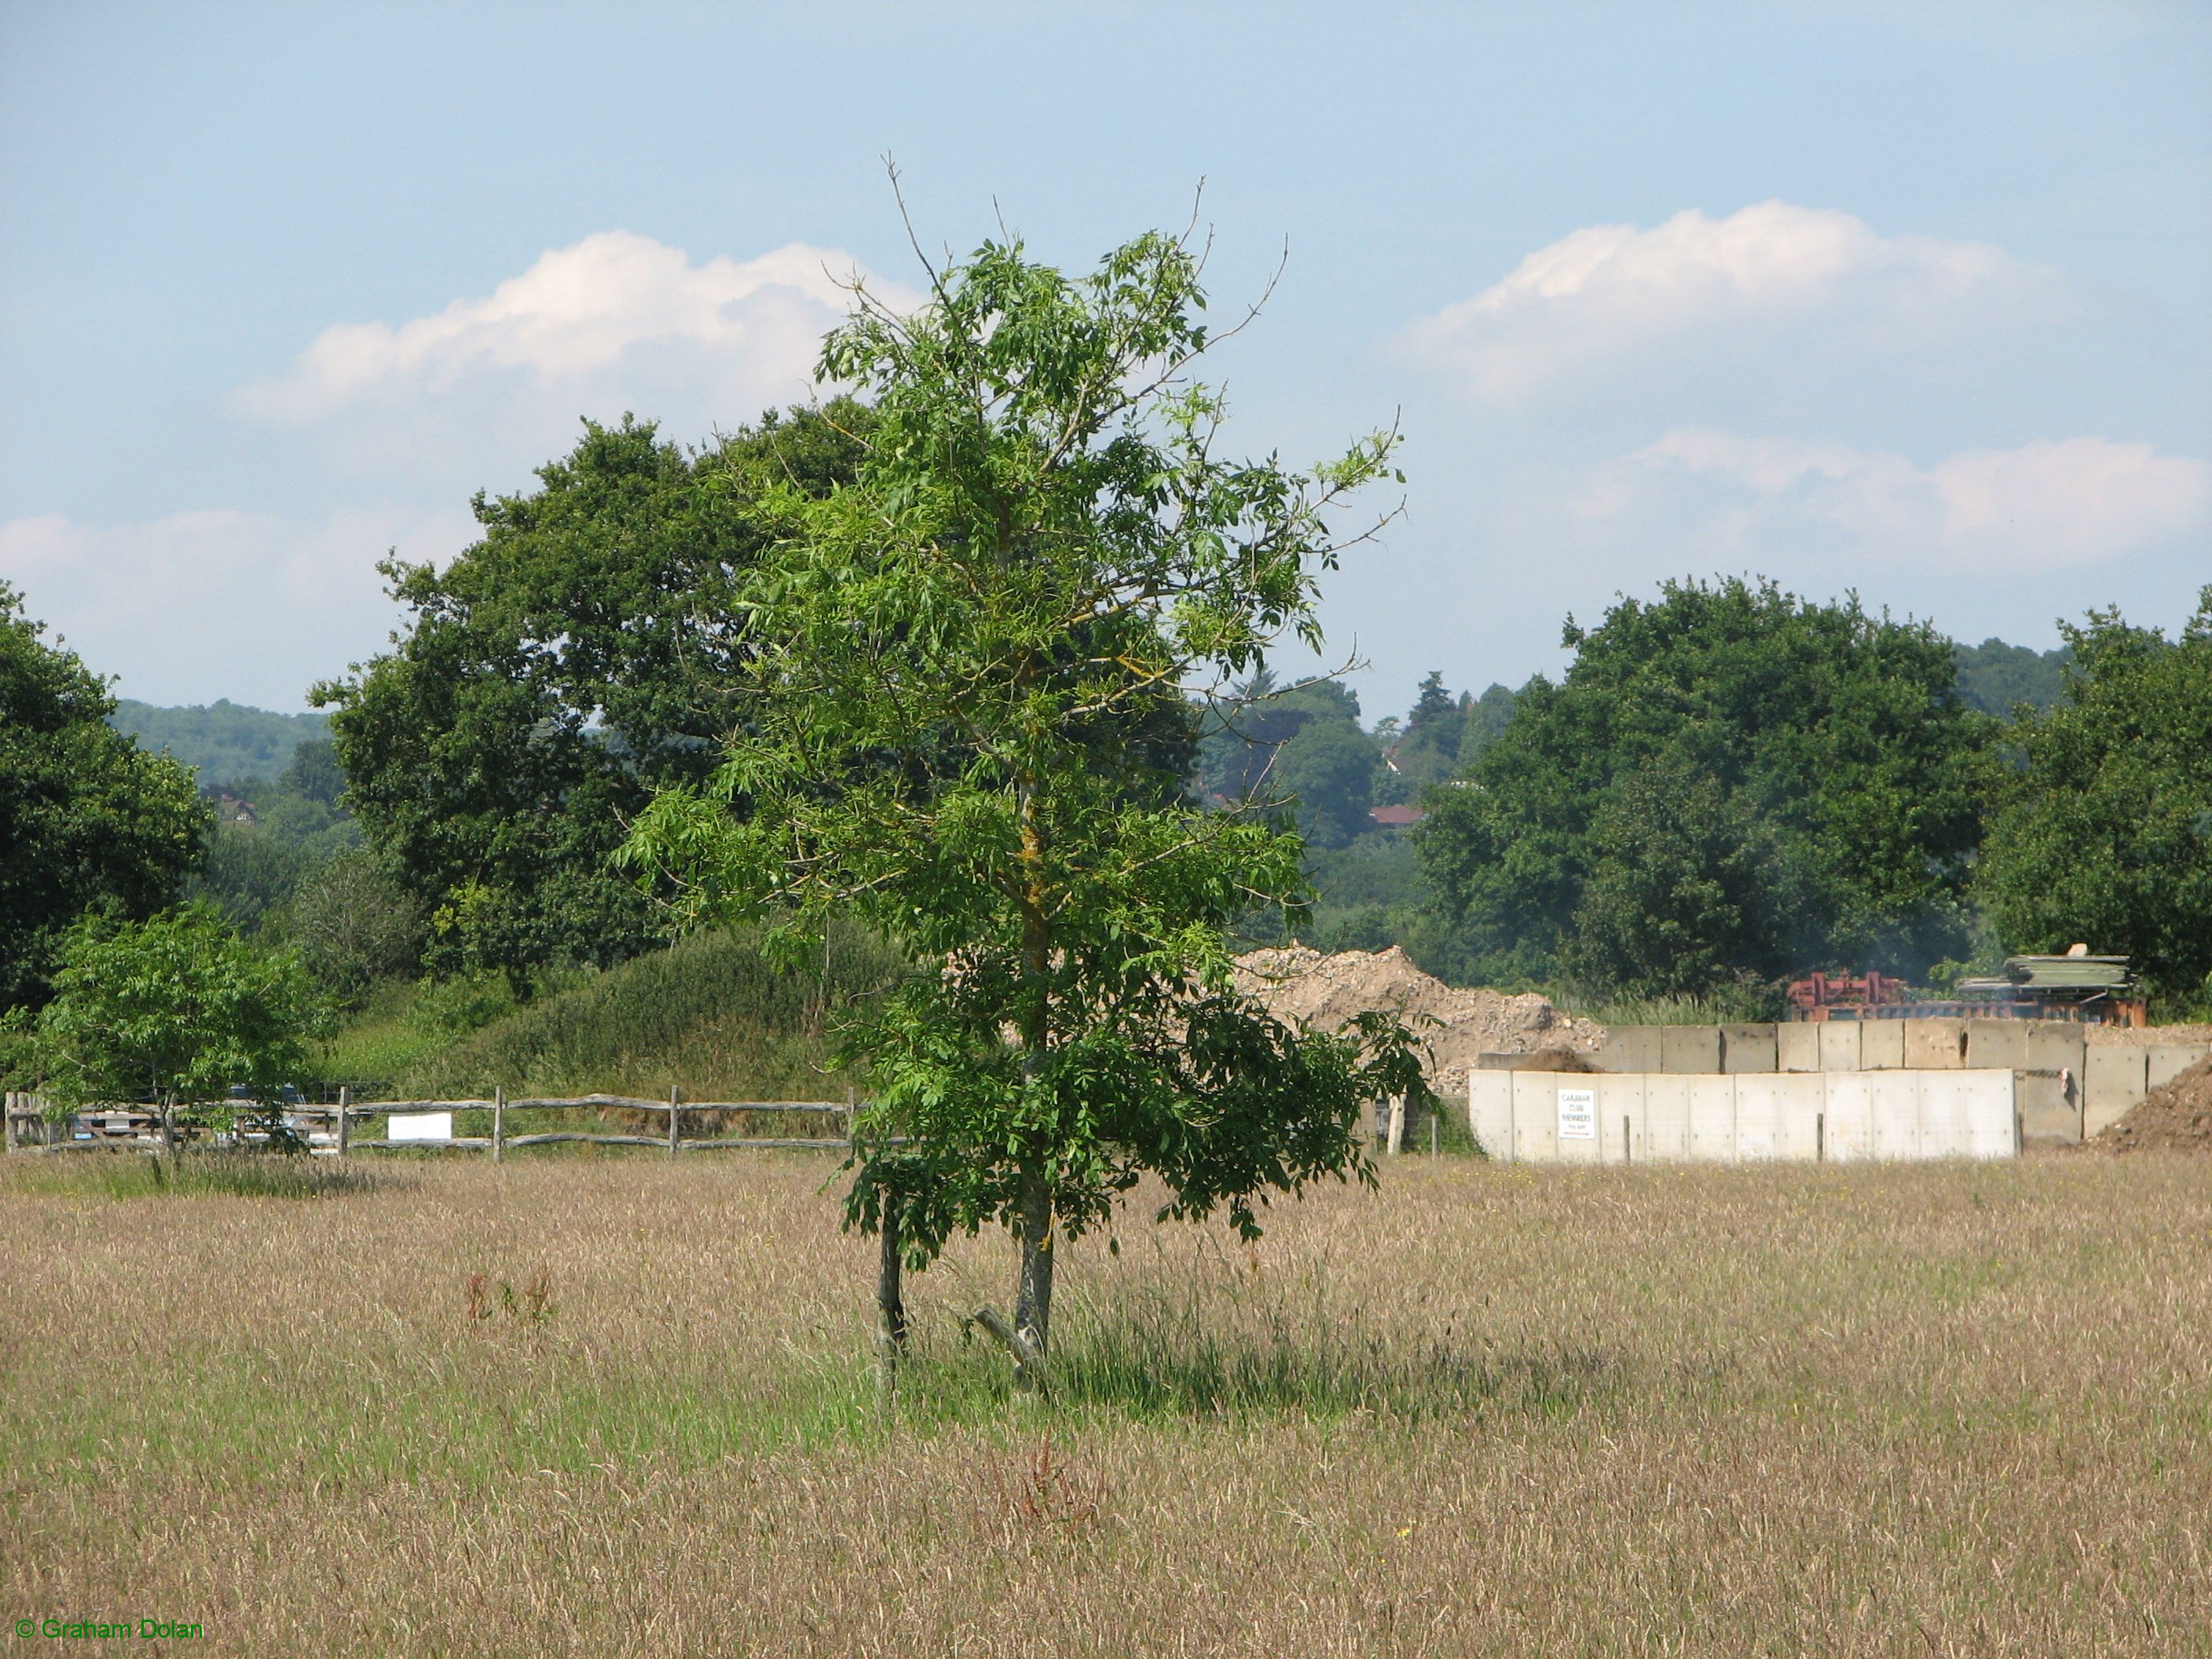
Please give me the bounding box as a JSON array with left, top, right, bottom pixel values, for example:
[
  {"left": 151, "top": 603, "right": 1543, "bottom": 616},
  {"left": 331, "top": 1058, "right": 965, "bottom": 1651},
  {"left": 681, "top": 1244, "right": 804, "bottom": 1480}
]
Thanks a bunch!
[{"left": 6, "top": 405, "right": 2208, "bottom": 1051}]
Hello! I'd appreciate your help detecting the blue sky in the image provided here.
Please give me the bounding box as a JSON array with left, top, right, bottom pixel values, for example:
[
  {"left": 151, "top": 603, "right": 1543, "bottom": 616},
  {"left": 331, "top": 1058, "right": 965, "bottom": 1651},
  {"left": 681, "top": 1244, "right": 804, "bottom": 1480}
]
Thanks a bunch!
[{"left": 3, "top": 1, "right": 2207, "bottom": 713}]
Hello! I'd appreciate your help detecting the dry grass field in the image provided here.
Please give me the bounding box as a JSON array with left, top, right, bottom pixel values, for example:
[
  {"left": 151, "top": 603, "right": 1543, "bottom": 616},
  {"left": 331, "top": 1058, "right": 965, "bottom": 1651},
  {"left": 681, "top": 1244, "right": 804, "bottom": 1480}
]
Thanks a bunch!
[{"left": 4, "top": 1148, "right": 2209, "bottom": 1656}]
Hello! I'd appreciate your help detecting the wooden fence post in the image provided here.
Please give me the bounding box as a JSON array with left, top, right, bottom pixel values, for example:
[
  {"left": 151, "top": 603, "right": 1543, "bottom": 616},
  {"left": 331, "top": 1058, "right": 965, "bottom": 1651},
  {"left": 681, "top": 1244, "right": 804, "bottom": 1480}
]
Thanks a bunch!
[
  {"left": 336, "top": 1086, "right": 350, "bottom": 1159},
  {"left": 493, "top": 1086, "right": 504, "bottom": 1164},
  {"left": 1386, "top": 1096, "right": 1405, "bottom": 1158},
  {"left": 667, "top": 1086, "right": 680, "bottom": 1157}
]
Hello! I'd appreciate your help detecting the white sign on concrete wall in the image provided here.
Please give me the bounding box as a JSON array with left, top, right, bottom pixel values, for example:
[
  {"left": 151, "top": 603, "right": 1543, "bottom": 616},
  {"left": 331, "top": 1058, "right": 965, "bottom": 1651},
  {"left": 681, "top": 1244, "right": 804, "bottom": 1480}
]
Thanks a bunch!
[
  {"left": 389, "top": 1111, "right": 453, "bottom": 1142},
  {"left": 1557, "top": 1087, "right": 1596, "bottom": 1141}
]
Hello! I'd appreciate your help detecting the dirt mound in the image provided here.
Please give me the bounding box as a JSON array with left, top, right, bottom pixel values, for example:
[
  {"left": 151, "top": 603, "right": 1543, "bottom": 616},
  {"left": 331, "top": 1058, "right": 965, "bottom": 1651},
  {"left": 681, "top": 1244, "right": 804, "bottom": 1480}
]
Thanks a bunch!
[
  {"left": 2094, "top": 1057, "right": 2212, "bottom": 1153},
  {"left": 1232, "top": 945, "right": 1602, "bottom": 1099},
  {"left": 2083, "top": 1022, "right": 2212, "bottom": 1048}
]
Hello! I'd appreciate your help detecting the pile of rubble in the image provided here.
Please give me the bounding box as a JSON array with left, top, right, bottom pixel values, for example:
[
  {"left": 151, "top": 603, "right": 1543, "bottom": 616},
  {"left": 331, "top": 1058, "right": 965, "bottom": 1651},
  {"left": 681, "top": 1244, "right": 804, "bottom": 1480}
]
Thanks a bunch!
[
  {"left": 2094, "top": 1057, "right": 2212, "bottom": 1153},
  {"left": 1232, "top": 945, "right": 1602, "bottom": 1100}
]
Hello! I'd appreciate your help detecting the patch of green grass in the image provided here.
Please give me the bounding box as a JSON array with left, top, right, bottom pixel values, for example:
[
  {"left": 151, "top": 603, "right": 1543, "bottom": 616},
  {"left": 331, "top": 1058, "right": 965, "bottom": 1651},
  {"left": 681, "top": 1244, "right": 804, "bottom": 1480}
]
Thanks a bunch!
[
  {"left": 1555, "top": 983, "right": 1781, "bottom": 1026},
  {"left": 5, "top": 1149, "right": 386, "bottom": 1200},
  {"left": 400, "top": 923, "right": 907, "bottom": 1101},
  {"left": 310, "top": 978, "right": 452, "bottom": 1084}
]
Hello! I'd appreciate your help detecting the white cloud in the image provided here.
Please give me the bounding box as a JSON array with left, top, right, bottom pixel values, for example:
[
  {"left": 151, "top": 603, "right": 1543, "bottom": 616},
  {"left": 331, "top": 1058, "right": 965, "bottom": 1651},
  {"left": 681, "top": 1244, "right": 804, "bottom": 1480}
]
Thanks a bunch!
[
  {"left": 0, "top": 504, "right": 472, "bottom": 709},
  {"left": 237, "top": 231, "right": 903, "bottom": 420},
  {"left": 1580, "top": 430, "right": 2210, "bottom": 567},
  {"left": 229, "top": 233, "right": 918, "bottom": 498},
  {"left": 1401, "top": 202, "right": 2065, "bottom": 401}
]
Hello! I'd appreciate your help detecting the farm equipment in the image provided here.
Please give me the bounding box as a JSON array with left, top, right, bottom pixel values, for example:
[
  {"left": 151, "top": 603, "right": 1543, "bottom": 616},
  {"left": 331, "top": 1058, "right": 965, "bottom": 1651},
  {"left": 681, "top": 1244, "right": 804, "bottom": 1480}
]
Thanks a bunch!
[{"left": 1784, "top": 950, "right": 2146, "bottom": 1025}]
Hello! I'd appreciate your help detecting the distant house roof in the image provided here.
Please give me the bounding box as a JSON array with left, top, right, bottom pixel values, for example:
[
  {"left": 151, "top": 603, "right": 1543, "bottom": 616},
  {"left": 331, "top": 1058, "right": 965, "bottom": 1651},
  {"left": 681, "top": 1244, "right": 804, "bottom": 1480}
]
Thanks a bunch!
[{"left": 1367, "top": 804, "right": 1426, "bottom": 828}]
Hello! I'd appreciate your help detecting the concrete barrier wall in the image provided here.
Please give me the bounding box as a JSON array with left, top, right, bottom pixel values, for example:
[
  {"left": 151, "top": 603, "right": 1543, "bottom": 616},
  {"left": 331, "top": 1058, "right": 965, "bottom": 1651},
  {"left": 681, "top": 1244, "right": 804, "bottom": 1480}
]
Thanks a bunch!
[
  {"left": 2085, "top": 1047, "right": 2148, "bottom": 1135},
  {"left": 1904, "top": 1020, "right": 1967, "bottom": 1069},
  {"left": 1719, "top": 1024, "right": 1778, "bottom": 1073},
  {"left": 1859, "top": 1021, "right": 1906, "bottom": 1070},
  {"left": 1469, "top": 1069, "right": 2019, "bottom": 1165},
  {"left": 1777, "top": 1022, "right": 1821, "bottom": 1073}
]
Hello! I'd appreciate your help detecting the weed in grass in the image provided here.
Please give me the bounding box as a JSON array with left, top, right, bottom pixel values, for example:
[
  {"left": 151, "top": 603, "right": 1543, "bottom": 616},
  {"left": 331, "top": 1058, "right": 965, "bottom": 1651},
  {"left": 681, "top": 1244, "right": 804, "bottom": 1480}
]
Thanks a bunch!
[{"left": 465, "top": 1268, "right": 555, "bottom": 1327}]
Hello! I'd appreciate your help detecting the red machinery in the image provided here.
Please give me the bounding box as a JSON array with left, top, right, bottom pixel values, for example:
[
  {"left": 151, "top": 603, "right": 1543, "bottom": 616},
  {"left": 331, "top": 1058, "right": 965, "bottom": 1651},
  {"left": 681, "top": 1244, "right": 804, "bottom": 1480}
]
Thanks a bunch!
[{"left": 1784, "top": 971, "right": 1907, "bottom": 1022}]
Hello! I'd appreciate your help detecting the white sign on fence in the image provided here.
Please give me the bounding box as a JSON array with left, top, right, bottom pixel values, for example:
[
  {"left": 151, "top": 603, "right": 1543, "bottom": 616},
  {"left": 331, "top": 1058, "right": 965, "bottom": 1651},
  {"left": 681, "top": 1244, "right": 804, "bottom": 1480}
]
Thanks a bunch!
[
  {"left": 389, "top": 1111, "right": 453, "bottom": 1142},
  {"left": 1557, "top": 1086, "right": 1596, "bottom": 1141}
]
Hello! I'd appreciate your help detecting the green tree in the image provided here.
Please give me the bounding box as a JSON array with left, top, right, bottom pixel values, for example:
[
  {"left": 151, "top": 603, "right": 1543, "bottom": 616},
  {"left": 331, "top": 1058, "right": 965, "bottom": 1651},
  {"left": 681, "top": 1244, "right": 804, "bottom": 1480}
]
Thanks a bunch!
[
  {"left": 287, "top": 850, "right": 426, "bottom": 1006},
  {"left": 316, "top": 405, "right": 870, "bottom": 985},
  {"left": 621, "top": 217, "right": 1430, "bottom": 1385},
  {"left": 1558, "top": 749, "right": 1781, "bottom": 997},
  {"left": 1976, "top": 591, "right": 2212, "bottom": 1012},
  {"left": 1415, "top": 577, "right": 1991, "bottom": 994},
  {"left": 1274, "top": 713, "right": 1380, "bottom": 848},
  {"left": 0, "top": 584, "right": 209, "bottom": 1010},
  {"left": 31, "top": 903, "right": 325, "bottom": 1134}
]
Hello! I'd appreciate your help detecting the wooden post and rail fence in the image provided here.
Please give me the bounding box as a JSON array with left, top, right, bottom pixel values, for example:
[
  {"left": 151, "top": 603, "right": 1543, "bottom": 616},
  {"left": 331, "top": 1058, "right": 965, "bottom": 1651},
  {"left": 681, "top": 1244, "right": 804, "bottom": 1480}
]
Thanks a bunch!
[{"left": 2, "top": 1087, "right": 868, "bottom": 1158}]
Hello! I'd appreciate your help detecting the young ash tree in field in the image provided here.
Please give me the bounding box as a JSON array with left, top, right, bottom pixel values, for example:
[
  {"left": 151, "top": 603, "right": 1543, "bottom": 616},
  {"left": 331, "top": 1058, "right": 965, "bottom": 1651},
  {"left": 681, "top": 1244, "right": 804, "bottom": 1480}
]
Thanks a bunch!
[{"left": 621, "top": 213, "right": 1430, "bottom": 1387}]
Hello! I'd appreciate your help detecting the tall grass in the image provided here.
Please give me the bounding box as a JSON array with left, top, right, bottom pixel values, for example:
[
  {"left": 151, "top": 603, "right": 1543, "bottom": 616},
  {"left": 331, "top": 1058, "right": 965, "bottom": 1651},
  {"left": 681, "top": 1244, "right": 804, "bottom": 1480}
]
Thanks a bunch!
[
  {"left": 1556, "top": 981, "right": 1782, "bottom": 1026},
  {"left": 7, "top": 1155, "right": 2210, "bottom": 1655},
  {"left": 9, "top": 1148, "right": 385, "bottom": 1199}
]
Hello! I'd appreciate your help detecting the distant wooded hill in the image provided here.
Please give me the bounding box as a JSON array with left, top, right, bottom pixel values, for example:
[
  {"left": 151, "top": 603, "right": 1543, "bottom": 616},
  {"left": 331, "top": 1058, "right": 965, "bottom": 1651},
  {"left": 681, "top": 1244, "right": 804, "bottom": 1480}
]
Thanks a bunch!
[
  {"left": 109, "top": 698, "right": 330, "bottom": 786},
  {"left": 1952, "top": 639, "right": 2068, "bottom": 716},
  {"left": 109, "top": 639, "right": 2067, "bottom": 789}
]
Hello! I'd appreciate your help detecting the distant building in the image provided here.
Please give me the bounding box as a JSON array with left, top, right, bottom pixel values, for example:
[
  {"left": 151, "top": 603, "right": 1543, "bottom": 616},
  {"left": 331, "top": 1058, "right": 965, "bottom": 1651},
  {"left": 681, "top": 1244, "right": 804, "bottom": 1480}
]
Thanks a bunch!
[{"left": 1367, "top": 804, "right": 1426, "bottom": 829}]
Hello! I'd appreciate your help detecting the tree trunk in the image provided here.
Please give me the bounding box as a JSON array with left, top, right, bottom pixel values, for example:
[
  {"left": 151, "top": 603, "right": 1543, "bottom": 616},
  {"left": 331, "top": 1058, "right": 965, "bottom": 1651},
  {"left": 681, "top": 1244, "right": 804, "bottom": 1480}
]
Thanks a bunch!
[
  {"left": 875, "top": 1193, "right": 906, "bottom": 1412},
  {"left": 1011, "top": 1167, "right": 1054, "bottom": 1391}
]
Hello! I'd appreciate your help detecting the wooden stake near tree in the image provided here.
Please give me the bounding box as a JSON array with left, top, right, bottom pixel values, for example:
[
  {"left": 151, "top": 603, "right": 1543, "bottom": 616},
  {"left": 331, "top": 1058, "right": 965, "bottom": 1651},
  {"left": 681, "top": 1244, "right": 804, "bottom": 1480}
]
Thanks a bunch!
[{"left": 620, "top": 184, "right": 1433, "bottom": 1391}]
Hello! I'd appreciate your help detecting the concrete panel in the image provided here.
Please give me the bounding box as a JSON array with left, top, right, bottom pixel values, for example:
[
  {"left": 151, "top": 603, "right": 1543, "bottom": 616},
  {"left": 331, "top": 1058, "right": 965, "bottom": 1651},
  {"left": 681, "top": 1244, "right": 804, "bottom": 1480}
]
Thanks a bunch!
[
  {"left": 1821, "top": 1073, "right": 1875, "bottom": 1162},
  {"left": 2147, "top": 1042, "right": 2212, "bottom": 1093},
  {"left": 1777, "top": 1021, "right": 1822, "bottom": 1073},
  {"left": 1965, "top": 1020, "right": 2027, "bottom": 1071},
  {"left": 1818, "top": 1020, "right": 1862, "bottom": 1073},
  {"left": 1870, "top": 1071, "right": 1923, "bottom": 1160},
  {"left": 1469, "top": 1073, "right": 1514, "bottom": 1162},
  {"left": 1720, "top": 1024, "right": 1778, "bottom": 1073},
  {"left": 2023, "top": 1023, "right": 2086, "bottom": 1078},
  {"left": 1858, "top": 1020, "right": 1906, "bottom": 1071},
  {"left": 1638, "top": 1075, "right": 1694, "bottom": 1163},
  {"left": 2014, "top": 1069, "right": 2082, "bottom": 1147},
  {"left": 1508, "top": 1074, "right": 1558, "bottom": 1164},
  {"left": 1597, "top": 1026, "right": 1662, "bottom": 1074},
  {"left": 1686, "top": 1075, "right": 1738, "bottom": 1163},
  {"left": 1965, "top": 1071, "right": 2021, "bottom": 1159},
  {"left": 1661, "top": 1024, "right": 1723, "bottom": 1075},
  {"left": 1904, "top": 1019, "right": 1967, "bottom": 1070},
  {"left": 2085, "top": 1046, "right": 2148, "bottom": 1137},
  {"left": 1593, "top": 1074, "right": 1644, "bottom": 1166},
  {"left": 1737, "top": 1073, "right": 1821, "bottom": 1160},
  {"left": 1920, "top": 1070, "right": 2016, "bottom": 1159}
]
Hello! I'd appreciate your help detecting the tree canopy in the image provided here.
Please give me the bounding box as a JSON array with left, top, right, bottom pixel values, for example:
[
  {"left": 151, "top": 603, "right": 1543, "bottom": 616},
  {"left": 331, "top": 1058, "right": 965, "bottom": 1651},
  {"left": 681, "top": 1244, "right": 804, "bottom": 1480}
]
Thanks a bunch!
[
  {"left": 1975, "top": 589, "right": 2212, "bottom": 1013},
  {"left": 315, "top": 405, "right": 870, "bottom": 984},
  {"left": 621, "top": 217, "right": 1430, "bottom": 1382},
  {"left": 0, "top": 584, "right": 208, "bottom": 1011},
  {"left": 1414, "top": 577, "right": 1993, "bottom": 994},
  {"left": 31, "top": 903, "right": 324, "bottom": 1125}
]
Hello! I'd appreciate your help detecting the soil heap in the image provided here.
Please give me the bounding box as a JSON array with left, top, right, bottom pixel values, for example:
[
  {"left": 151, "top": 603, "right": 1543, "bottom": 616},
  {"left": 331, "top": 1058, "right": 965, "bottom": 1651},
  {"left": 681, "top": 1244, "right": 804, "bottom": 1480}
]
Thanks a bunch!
[
  {"left": 1231, "top": 945, "right": 1602, "bottom": 1100},
  {"left": 2093, "top": 1057, "right": 2212, "bottom": 1153}
]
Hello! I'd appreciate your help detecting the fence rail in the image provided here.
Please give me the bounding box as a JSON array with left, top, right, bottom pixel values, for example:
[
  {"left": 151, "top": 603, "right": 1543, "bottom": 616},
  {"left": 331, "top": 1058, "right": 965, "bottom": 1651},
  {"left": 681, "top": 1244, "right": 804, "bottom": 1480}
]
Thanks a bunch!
[{"left": 3, "top": 1088, "right": 862, "bottom": 1159}]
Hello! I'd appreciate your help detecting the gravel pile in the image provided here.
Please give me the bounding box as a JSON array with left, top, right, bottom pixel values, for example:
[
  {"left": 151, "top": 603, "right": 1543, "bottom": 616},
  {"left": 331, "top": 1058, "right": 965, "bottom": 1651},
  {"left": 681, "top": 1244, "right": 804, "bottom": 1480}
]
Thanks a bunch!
[{"left": 1232, "top": 945, "right": 1602, "bottom": 1100}]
